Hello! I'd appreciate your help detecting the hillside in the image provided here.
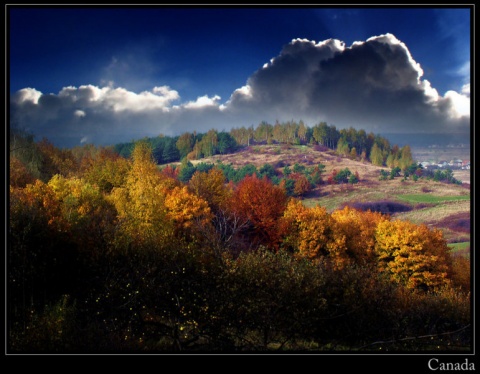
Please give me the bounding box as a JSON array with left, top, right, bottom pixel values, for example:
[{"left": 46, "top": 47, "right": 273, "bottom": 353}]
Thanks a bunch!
[{"left": 185, "top": 143, "right": 471, "bottom": 251}]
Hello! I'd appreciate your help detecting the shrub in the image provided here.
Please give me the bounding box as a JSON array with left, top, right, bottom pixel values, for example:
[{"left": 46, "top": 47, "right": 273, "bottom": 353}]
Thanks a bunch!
[
  {"left": 313, "top": 144, "right": 329, "bottom": 152},
  {"left": 343, "top": 201, "right": 412, "bottom": 214}
]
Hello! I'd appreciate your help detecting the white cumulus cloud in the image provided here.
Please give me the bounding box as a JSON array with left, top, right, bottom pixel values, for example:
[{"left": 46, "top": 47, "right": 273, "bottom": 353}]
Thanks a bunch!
[
  {"left": 181, "top": 95, "right": 222, "bottom": 109},
  {"left": 12, "top": 87, "right": 43, "bottom": 104}
]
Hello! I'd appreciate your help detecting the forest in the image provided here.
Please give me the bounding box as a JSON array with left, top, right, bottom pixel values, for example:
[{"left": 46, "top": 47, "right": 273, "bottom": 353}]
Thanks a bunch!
[{"left": 7, "top": 121, "right": 471, "bottom": 353}]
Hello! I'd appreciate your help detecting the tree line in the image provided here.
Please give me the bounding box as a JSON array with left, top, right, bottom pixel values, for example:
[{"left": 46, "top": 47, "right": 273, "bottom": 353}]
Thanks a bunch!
[
  {"left": 110, "top": 120, "right": 413, "bottom": 169},
  {"left": 8, "top": 131, "right": 471, "bottom": 352}
]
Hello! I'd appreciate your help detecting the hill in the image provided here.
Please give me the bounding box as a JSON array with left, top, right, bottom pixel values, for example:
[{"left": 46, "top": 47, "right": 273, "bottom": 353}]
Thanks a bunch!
[{"left": 182, "top": 143, "right": 471, "bottom": 253}]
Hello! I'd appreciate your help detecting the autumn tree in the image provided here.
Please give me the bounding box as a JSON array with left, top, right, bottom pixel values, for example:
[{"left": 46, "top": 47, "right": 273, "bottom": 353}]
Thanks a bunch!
[
  {"left": 450, "top": 253, "right": 470, "bottom": 292},
  {"left": 10, "top": 156, "right": 35, "bottom": 188},
  {"left": 161, "top": 164, "right": 180, "bottom": 180},
  {"left": 312, "top": 122, "right": 328, "bottom": 146},
  {"left": 165, "top": 186, "right": 213, "bottom": 243},
  {"left": 370, "top": 143, "right": 384, "bottom": 166},
  {"left": 398, "top": 145, "right": 414, "bottom": 171},
  {"left": 176, "top": 132, "right": 195, "bottom": 159},
  {"left": 10, "top": 127, "right": 44, "bottom": 181},
  {"left": 47, "top": 174, "right": 117, "bottom": 255},
  {"left": 188, "top": 168, "right": 229, "bottom": 212},
  {"left": 232, "top": 174, "right": 288, "bottom": 249},
  {"left": 199, "top": 129, "right": 218, "bottom": 157},
  {"left": 297, "top": 120, "right": 308, "bottom": 144},
  {"left": 37, "top": 138, "right": 78, "bottom": 180},
  {"left": 9, "top": 180, "right": 73, "bottom": 320},
  {"left": 349, "top": 147, "right": 357, "bottom": 160},
  {"left": 109, "top": 141, "right": 173, "bottom": 251},
  {"left": 80, "top": 147, "right": 131, "bottom": 193},
  {"left": 331, "top": 206, "right": 388, "bottom": 265},
  {"left": 254, "top": 121, "right": 274, "bottom": 144},
  {"left": 291, "top": 174, "right": 311, "bottom": 197},
  {"left": 336, "top": 137, "right": 350, "bottom": 157},
  {"left": 282, "top": 200, "right": 348, "bottom": 269},
  {"left": 375, "top": 220, "right": 453, "bottom": 291}
]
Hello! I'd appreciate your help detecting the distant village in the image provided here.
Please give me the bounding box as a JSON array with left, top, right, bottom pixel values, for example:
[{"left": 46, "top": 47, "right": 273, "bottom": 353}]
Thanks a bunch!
[{"left": 420, "top": 159, "right": 470, "bottom": 170}]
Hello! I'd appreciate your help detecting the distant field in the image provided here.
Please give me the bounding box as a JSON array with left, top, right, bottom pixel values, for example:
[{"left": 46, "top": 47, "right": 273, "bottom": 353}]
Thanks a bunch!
[
  {"left": 448, "top": 242, "right": 471, "bottom": 252},
  {"left": 397, "top": 194, "right": 470, "bottom": 204},
  {"left": 183, "top": 143, "right": 471, "bottom": 246},
  {"left": 452, "top": 169, "right": 471, "bottom": 185}
]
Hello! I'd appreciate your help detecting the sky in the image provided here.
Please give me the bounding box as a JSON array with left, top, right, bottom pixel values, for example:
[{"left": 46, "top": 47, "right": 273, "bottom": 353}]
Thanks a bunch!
[{"left": 8, "top": 5, "right": 472, "bottom": 148}]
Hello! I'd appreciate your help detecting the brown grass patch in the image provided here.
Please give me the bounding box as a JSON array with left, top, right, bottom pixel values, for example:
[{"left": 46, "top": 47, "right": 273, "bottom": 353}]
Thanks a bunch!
[{"left": 435, "top": 212, "right": 471, "bottom": 234}]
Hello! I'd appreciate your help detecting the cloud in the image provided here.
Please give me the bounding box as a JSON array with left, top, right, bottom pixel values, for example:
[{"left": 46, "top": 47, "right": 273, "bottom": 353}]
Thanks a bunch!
[
  {"left": 13, "top": 87, "right": 43, "bottom": 104},
  {"left": 181, "top": 94, "right": 222, "bottom": 109},
  {"left": 10, "top": 84, "right": 225, "bottom": 147},
  {"left": 224, "top": 33, "right": 469, "bottom": 134},
  {"left": 74, "top": 110, "right": 86, "bottom": 118},
  {"left": 10, "top": 34, "right": 470, "bottom": 147}
]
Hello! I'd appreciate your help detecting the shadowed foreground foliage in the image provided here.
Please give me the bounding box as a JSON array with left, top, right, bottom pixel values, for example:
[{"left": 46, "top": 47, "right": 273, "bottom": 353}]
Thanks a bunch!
[
  {"left": 8, "top": 139, "right": 471, "bottom": 353},
  {"left": 7, "top": 244, "right": 471, "bottom": 353}
]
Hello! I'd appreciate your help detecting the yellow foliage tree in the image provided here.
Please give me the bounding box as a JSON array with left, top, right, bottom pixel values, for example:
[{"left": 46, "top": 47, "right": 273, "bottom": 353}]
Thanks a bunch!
[
  {"left": 108, "top": 141, "right": 173, "bottom": 251},
  {"left": 47, "top": 174, "right": 117, "bottom": 254},
  {"left": 188, "top": 168, "right": 230, "bottom": 212},
  {"left": 282, "top": 199, "right": 348, "bottom": 269},
  {"left": 80, "top": 147, "right": 131, "bottom": 193},
  {"left": 375, "top": 219, "right": 453, "bottom": 291},
  {"left": 331, "top": 206, "right": 388, "bottom": 265}
]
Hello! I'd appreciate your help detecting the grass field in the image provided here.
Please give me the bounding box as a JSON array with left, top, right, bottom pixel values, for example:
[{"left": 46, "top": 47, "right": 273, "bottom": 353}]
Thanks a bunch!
[
  {"left": 448, "top": 242, "right": 471, "bottom": 252},
  {"left": 397, "top": 194, "right": 470, "bottom": 204}
]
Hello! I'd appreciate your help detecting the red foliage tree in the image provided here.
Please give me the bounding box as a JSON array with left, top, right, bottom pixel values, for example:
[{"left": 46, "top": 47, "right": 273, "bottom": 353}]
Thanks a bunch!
[{"left": 232, "top": 174, "right": 288, "bottom": 249}]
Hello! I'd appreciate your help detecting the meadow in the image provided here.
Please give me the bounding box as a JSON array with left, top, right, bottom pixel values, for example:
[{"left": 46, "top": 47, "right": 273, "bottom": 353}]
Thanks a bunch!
[{"left": 195, "top": 143, "right": 471, "bottom": 252}]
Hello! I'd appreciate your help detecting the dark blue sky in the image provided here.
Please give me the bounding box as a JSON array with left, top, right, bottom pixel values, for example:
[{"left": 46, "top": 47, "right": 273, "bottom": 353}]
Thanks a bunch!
[
  {"left": 8, "top": 6, "right": 471, "bottom": 147},
  {"left": 9, "top": 6, "right": 470, "bottom": 98}
]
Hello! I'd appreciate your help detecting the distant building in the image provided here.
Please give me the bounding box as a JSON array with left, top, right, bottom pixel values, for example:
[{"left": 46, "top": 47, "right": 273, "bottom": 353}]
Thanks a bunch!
[{"left": 462, "top": 162, "right": 470, "bottom": 170}]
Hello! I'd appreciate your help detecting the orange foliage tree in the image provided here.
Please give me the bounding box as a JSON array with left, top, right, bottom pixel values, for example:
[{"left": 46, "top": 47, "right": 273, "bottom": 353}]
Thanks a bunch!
[
  {"left": 161, "top": 164, "right": 180, "bottom": 180},
  {"left": 9, "top": 156, "right": 35, "bottom": 188},
  {"left": 232, "top": 174, "right": 288, "bottom": 249},
  {"left": 375, "top": 219, "right": 453, "bottom": 291},
  {"left": 165, "top": 186, "right": 213, "bottom": 242},
  {"left": 291, "top": 173, "right": 311, "bottom": 197}
]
